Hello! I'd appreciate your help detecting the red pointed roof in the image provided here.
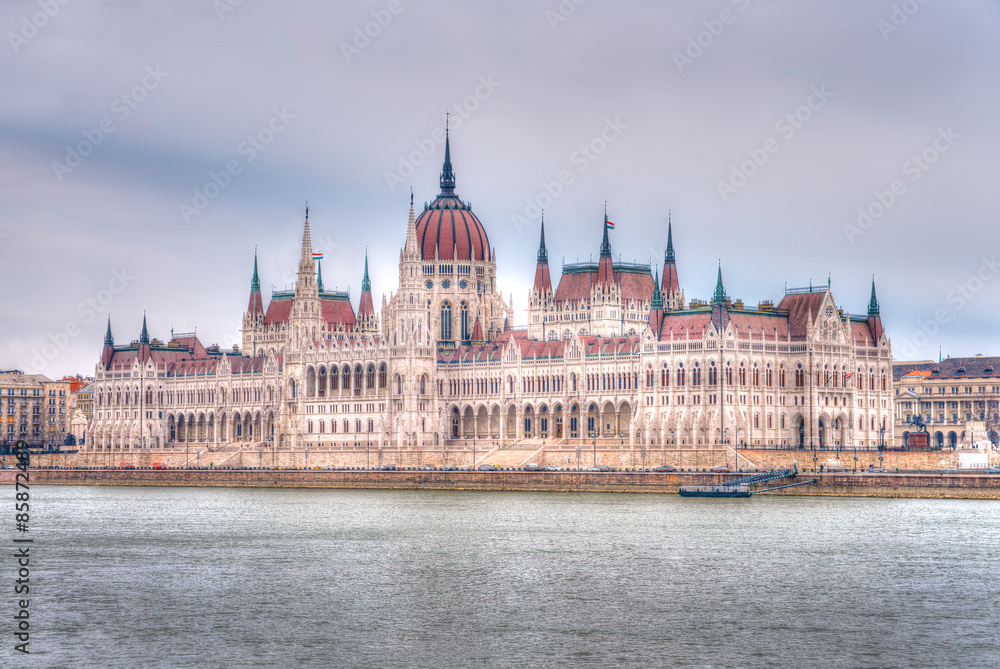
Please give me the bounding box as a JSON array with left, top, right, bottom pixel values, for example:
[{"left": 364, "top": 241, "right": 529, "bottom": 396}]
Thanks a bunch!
[{"left": 533, "top": 262, "right": 552, "bottom": 294}]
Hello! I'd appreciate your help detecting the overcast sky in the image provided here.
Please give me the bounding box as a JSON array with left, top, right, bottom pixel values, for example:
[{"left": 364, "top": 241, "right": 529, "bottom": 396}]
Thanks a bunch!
[{"left": 2, "top": 0, "right": 998, "bottom": 379}]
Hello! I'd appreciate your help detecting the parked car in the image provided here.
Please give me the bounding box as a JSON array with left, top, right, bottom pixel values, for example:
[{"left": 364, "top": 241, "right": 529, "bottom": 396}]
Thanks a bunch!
[
  {"left": 379, "top": 464, "right": 397, "bottom": 471},
  {"left": 710, "top": 465, "right": 731, "bottom": 473},
  {"left": 151, "top": 462, "right": 167, "bottom": 470},
  {"left": 118, "top": 463, "right": 134, "bottom": 469},
  {"left": 477, "top": 464, "right": 497, "bottom": 471},
  {"left": 544, "top": 465, "right": 562, "bottom": 472},
  {"left": 523, "top": 463, "right": 541, "bottom": 471},
  {"left": 986, "top": 467, "right": 1000, "bottom": 474},
  {"left": 442, "top": 465, "right": 458, "bottom": 471},
  {"left": 418, "top": 465, "right": 433, "bottom": 470},
  {"left": 653, "top": 465, "right": 676, "bottom": 472}
]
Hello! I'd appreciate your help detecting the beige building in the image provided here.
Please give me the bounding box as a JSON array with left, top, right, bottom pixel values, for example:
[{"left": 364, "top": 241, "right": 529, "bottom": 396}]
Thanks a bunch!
[
  {"left": 0, "top": 370, "right": 71, "bottom": 451},
  {"left": 892, "top": 356, "right": 1000, "bottom": 449},
  {"left": 87, "top": 131, "right": 894, "bottom": 459}
]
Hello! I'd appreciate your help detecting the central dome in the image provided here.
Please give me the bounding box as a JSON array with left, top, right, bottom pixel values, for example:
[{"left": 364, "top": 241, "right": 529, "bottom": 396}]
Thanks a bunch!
[{"left": 413, "top": 128, "right": 491, "bottom": 262}]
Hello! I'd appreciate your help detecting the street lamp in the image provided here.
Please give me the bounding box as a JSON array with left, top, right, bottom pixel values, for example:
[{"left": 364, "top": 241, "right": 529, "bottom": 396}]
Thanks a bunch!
[
  {"left": 575, "top": 446, "right": 581, "bottom": 470},
  {"left": 593, "top": 437, "right": 597, "bottom": 467},
  {"left": 641, "top": 445, "right": 647, "bottom": 471},
  {"left": 378, "top": 446, "right": 383, "bottom": 469}
]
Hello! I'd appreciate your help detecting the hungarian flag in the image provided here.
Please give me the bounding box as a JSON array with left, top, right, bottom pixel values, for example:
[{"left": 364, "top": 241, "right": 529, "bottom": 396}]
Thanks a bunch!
[
  {"left": 605, "top": 220, "right": 615, "bottom": 229},
  {"left": 312, "top": 252, "right": 323, "bottom": 260}
]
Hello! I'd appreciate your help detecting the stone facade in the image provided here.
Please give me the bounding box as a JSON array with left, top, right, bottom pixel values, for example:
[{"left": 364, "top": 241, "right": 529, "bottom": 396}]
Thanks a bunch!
[
  {"left": 0, "top": 370, "right": 71, "bottom": 451},
  {"left": 88, "top": 132, "right": 894, "bottom": 458}
]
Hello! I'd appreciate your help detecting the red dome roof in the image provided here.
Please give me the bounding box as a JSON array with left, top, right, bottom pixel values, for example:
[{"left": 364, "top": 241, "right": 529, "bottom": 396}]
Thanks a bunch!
[
  {"left": 413, "top": 121, "right": 491, "bottom": 262},
  {"left": 415, "top": 196, "right": 490, "bottom": 262}
]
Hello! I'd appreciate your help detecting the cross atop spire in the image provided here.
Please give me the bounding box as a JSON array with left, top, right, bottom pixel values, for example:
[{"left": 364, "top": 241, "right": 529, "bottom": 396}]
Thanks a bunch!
[
  {"left": 713, "top": 262, "right": 727, "bottom": 305},
  {"left": 139, "top": 312, "right": 149, "bottom": 345},
  {"left": 440, "top": 112, "right": 456, "bottom": 195},
  {"left": 104, "top": 316, "right": 114, "bottom": 347},
  {"left": 537, "top": 213, "right": 548, "bottom": 263},
  {"left": 868, "top": 276, "right": 880, "bottom": 316}
]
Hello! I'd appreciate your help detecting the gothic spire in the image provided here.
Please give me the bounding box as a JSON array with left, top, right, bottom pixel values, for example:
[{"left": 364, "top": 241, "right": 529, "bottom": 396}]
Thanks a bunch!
[
  {"left": 665, "top": 212, "right": 675, "bottom": 263},
  {"left": 537, "top": 214, "right": 548, "bottom": 263},
  {"left": 251, "top": 250, "right": 260, "bottom": 292},
  {"left": 868, "top": 277, "right": 880, "bottom": 316},
  {"left": 713, "top": 263, "right": 727, "bottom": 305},
  {"left": 317, "top": 260, "right": 324, "bottom": 292},
  {"left": 299, "top": 204, "right": 314, "bottom": 268},
  {"left": 139, "top": 312, "right": 149, "bottom": 345},
  {"left": 651, "top": 269, "right": 663, "bottom": 309},
  {"left": 362, "top": 252, "right": 371, "bottom": 292},
  {"left": 440, "top": 112, "right": 456, "bottom": 196},
  {"left": 104, "top": 316, "right": 114, "bottom": 346},
  {"left": 600, "top": 214, "right": 612, "bottom": 258}
]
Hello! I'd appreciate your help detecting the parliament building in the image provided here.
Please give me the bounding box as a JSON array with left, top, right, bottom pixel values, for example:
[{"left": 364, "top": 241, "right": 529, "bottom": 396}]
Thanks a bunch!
[{"left": 87, "top": 131, "right": 894, "bottom": 462}]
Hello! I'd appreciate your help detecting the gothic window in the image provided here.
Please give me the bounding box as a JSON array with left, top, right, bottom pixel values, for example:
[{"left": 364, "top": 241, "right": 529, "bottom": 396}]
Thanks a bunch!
[
  {"left": 460, "top": 302, "right": 469, "bottom": 341},
  {"left": 355, "top": 419, "right": 362, "bottom": 433},
  {"left": 367, "top": 365, "right": 376, "bottom": 389},
  {"left": 342, "top": 366, "right": 350, "bottom": 390},
  {"left": 692, "top": 366, "right": 701, "bottom": 386},
  {"left": 379, "top": 364, "right": 387, "bottom": 389},
  {"left": 307, "top": 420, "right": 313, "bottom": 434},
  {"left": 420, "top": 375, "right": 427, "bottom": 395},
  {"left": 677, "top": 365, "right": 685, "bottom": 387},
  {"left": 708, "top": 366, "right": 718, "bottom": 386},
  {"left": 661, "top": 366, "right": 669, "bottom": 387},
  {"left": 355, "top": 365, "right": 363, "bottom": 390},
  {"left": 441, "top": 302, "right": 452, "bottom": 340}
]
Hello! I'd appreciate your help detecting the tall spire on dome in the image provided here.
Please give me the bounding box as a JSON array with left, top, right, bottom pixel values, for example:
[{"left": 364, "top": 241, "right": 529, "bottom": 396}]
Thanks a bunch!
[
  {"left": 104, "top": 316, "right": 114, "bottom": 346},
  {"left": 868, "top": 277, "right": 880, "bottom": 316},
  {"left": 440, "top": 112, "right": 456, "bottom": 196},
  {"left": 139, "top": 312, "right": 149, "bottom": 345},
  {"left": 713, "top": 263, "right": 727, "bottom": 305}
]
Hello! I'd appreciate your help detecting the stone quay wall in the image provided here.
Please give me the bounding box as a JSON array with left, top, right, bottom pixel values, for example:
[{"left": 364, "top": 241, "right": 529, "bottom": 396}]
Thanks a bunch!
[{"left": 4, "top": 468, "right": 999, "bottom": 499}]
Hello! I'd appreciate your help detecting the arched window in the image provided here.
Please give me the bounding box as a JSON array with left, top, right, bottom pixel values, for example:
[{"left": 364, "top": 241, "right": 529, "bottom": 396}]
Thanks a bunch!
[
  {"left": 420, "top": 375, "right": 427, "bottom": 395},
  {"left": 708, "top": 364, "right": 718, "bottom": 386},
  {"left": 739, "top": 365, "right": 746, "bottom": 386},
  {"left": 692, "top": 365, "right": 701, "bottom": 386},
  {"left": 342, "top": 366, "right": 351, "bottom": 390},
  {"left": 307, "top": 420, "right": 313, "bottom": 434},
  {"left": 343, "top": 419, "right": 350, "bottom": 433},
  {"left": 379, "top": 364, "right": 387, "bottom": 389},
  {"left": 441, "top": 302, "right": 452, "bottom": 340},
  {"left": 676, "top": 365, "right": 685, "bottom": 387},
  {"left": 645, "top": 367, "right": 654, "bottom": 388},
  {"left": 355, "top": 365, "right": 363, "bottom": 391},
  {"left": 779, "top": 366, "right": 785, "bottom": 387},
  {"left": 460, "top": 302, "right": 469, "bottom": 341},
  {"left": 355, "top": 419, "right": 362, "bottom": 433},
  {"left": 661, "top": 365, "right": 669, "bottom": 387},
  {"left": 366, "top": 365, "right": 375, "bottom": 389}
]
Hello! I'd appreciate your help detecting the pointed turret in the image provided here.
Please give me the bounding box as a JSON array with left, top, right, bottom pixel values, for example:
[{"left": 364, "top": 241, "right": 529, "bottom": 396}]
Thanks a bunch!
[
  {"left": 471, "top": 314, "right": 484, "bottom": 343},
  {"left": 317, "top": 260, "right": 324, "bottom": 293},
  {"left": 248, "top": 252, "right": 264, "bottom": 316},
  {"left": 532, "top": 217, "right": 552, "bottom": 294},
  {"left": 649, "top": 269, "right": 664, "bottom": 338},
  {"left": 403, "top": 188, "right": 419, "bottom": 258},
  {"left": 137, "top": 312, "right": 152, "bottom": 362},
  {"left": 295, "top": 205, "right": 319, "bottom": 299},
  {"left": 358, "top": 252, "right": 375, "bottom": 324},
  {"left": 101, "top": 316, "right": 115, "bottom": 369},
  {"left": 597, "top": 215, "right": 615, "bottom": 287},
  {"left": 661, "top": 213, "right": 682, "bottom": 309},
  {"left": 711, "top": 263, "right": 730, "bottom": 332},
  {"left": 440, "top": 113, "right": 456, "bottom": 196},
  {"left": 867, "top": 277, "right": 884, "bottom": 344}
]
